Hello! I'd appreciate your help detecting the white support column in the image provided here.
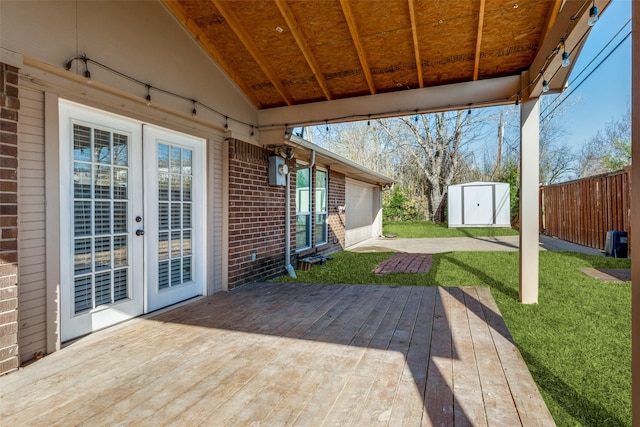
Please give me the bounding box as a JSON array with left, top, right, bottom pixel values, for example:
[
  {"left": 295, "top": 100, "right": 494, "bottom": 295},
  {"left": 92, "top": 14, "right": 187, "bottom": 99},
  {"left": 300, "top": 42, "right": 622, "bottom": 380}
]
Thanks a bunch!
[
  {"left": 631, "top": 0, "right": 639, "bottom": 421},
  {"left": 519, "top": 97, "right": 540, "bottom": 304}
]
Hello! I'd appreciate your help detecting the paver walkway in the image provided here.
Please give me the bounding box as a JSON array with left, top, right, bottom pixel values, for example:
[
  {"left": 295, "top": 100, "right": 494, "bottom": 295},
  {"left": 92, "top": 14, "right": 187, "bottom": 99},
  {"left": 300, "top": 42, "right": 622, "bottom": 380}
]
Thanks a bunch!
[{"left": 372, "top": 253, "right": 433, "bottom": 274}]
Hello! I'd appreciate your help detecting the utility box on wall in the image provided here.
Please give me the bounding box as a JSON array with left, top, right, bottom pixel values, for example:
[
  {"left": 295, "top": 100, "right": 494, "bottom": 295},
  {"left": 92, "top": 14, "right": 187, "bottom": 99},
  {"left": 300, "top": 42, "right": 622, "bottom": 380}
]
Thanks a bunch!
[
  {"left": 447, "top": 182, "right": 510, "bottom": 228},
  {"left": 268, "top": 156, "right": 288, "bottom": 186}
]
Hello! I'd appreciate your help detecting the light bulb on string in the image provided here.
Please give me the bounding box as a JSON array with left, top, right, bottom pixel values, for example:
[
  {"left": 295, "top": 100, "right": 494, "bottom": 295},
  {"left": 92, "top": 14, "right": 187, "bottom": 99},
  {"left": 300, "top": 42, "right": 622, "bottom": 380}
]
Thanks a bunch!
[
  {"left": 145, "top": 85, "right": 152, "bottom": 106},
  {"left": 367, "top": 114, "right": 371, "bottom": 126},
  {"left": 588, "top": 0, "right": 598, "bottom": 26},
  {"left": 560, "top": 39, "right": 570, "bottom": 68},
  {"left": 539, "top": 70, "right": 549, "bottom": 93},
  {"left": 191, "top": 100, "right": 197, "bottom": 117},
  {"left": 542, "top": 80, "right": 550, "bottom": 93}
]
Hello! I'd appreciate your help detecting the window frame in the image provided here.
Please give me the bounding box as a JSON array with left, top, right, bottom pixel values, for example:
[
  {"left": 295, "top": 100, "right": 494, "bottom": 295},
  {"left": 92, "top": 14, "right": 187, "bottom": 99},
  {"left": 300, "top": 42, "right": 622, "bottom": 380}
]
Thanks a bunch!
[
  {"left": 314, "top": 168, "right": 328, "bottom": 246},
  {"left": 295, "top": 163, "right": 312, "bottom": 252}
]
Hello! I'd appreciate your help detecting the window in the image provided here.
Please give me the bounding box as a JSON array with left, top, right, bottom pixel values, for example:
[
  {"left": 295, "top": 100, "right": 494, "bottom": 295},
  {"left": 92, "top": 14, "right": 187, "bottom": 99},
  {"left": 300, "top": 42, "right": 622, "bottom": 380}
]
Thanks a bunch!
[
  {"left": 296, "top": 166, "right": 311, "bottom": 250},
  {"left": 315, "top": 169, "right": 328, "bottom": 245}
]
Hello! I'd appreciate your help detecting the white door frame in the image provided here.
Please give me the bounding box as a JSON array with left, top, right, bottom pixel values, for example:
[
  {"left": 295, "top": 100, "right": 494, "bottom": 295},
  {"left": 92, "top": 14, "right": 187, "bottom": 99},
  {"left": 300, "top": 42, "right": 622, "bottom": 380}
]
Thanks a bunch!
[
  {"left": 57, "top": 100, "right": 207, "bottom": 341},
  {"left": 143, "top": 125, "right": 207, "bottom": 313}
]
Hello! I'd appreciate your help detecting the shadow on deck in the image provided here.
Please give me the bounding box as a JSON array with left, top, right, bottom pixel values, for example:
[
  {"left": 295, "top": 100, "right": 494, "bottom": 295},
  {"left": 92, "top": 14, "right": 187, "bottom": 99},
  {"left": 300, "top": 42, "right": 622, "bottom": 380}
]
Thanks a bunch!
[{"left": 1, "top": 283, "right": 555, "bottom": 426}]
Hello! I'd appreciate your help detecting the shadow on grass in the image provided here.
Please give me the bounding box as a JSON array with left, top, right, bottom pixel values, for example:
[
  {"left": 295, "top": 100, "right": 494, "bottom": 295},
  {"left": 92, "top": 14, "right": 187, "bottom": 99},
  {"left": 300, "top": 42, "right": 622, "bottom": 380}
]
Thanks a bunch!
[
  {"left": 519, "top": 348, "right": 628, "bottom": 426},
  {"left": 430, "top": 253, "right": 520, "bottom": 302}
]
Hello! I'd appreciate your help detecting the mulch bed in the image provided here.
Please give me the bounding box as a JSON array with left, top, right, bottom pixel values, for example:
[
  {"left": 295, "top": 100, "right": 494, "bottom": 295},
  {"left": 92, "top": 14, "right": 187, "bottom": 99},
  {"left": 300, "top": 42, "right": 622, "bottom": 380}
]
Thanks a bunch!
[{"left": 372, "top": 253, "right": 433, "bottom": 275}]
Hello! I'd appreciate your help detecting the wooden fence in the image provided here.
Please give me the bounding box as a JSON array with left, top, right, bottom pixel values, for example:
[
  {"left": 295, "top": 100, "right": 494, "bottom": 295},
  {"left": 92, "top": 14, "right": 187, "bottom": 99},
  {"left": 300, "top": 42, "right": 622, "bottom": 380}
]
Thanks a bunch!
[{"left": 540, "top": 167, "right": 632, "bottom": 253}]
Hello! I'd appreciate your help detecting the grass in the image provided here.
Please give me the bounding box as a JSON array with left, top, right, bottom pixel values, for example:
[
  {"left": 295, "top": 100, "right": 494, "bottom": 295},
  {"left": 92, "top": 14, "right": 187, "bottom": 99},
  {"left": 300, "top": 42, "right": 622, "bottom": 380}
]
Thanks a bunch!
[
  {"left": 274, "top": 250, "right": 631, "bottom": 426},
  {"left": 383, "top": 220, "right": 520, "bottom": 238}
]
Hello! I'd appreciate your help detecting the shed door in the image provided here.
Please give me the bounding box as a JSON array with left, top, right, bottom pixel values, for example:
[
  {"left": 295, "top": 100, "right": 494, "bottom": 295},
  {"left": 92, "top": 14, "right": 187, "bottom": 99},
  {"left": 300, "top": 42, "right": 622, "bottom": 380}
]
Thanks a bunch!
[{"left": 463, "top": 185, "right": 494, "bottom": 225}]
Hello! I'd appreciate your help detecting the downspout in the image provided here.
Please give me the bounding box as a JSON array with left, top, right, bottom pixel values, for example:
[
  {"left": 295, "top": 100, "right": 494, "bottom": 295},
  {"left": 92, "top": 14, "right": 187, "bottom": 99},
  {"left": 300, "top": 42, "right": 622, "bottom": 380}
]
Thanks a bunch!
[{"left": 284, "top": 149, "right": 315, "bottom": 278}]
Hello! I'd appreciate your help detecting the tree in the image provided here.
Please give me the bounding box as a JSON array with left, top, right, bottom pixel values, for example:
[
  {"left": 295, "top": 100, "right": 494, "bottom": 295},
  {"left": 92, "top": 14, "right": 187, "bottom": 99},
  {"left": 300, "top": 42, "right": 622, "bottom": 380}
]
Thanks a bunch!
[
  {"left": 377, "top": 111, "right": 476, "bottom": 222},
  {"left": 577, "top": 110, "right": 631, "bottom": 177}
]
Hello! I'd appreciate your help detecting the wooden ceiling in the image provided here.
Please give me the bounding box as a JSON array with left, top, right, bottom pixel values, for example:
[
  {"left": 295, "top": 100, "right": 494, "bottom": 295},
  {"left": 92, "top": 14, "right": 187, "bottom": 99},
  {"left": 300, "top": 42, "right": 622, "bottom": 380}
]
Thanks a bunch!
[{"left": 164, "top": 0, "right": 598, "bottom": 111}]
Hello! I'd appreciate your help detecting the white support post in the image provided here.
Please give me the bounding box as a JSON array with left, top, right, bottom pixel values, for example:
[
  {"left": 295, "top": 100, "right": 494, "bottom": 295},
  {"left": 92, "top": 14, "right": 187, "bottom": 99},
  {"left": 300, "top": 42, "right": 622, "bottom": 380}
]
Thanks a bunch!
[
  {"left": 519, "top": 97, "right": 540, "bottom": 304},
  {"left": 631, "top": 0, "right": 639, "bottom": 421}
]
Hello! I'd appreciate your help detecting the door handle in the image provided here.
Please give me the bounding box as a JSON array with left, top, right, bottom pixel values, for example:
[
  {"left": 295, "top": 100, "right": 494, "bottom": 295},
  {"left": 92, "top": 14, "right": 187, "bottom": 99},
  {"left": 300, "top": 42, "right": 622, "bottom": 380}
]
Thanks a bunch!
[{"left": 136, "top": 229, "right": 144, "bottom": 236}]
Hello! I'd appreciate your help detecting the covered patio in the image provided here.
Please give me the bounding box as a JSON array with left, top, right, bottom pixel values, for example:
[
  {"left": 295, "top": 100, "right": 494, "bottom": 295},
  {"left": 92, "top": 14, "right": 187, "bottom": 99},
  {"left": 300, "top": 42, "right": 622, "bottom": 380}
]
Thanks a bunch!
[{"left": 0, "top": 282, "right": 553, "bottom": 426}]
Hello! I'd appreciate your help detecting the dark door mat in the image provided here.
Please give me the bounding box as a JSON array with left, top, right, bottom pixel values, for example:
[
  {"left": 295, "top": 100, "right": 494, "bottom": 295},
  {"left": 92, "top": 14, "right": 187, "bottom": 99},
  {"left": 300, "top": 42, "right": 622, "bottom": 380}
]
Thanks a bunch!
[
  {"left": 372, "top": 253, "right": 433, "bottom": 275},
  {"left": 578, "top": 267, "right": 631, "bottom": 283}
]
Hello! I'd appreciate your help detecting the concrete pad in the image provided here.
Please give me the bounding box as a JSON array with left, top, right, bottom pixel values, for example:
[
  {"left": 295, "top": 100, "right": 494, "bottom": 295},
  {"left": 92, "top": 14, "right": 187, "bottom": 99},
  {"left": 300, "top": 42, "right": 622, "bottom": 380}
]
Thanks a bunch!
[{"left": 349, "top": 234, "right": 604, "bottom": 256}]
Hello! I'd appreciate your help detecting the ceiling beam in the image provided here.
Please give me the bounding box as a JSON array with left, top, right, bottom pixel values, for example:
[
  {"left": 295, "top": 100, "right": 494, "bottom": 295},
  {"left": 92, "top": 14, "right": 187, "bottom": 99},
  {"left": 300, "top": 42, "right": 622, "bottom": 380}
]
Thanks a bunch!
[
  {"left": 257, "top": 74, "right": 521, "bottom": 128},
  {"left": 539, "top": 0, "right": 563, "bottom": 49},
  {"left": 274, "top": 0, "right": 333, "bottom": 101},
  {"left": 472, "top": 0, "right": 486, "bottom": 81},
  {"left": 408, "top": 0, "right": 423, "bottom": 88},
  {"left": 162, "top": 0, "right": 262, "bottom": 108},
  {"left": 339, "top": 0, "right": 376, "bottom": 95},
  {"left": 211, "top": 0, "right": 294, "bottom": 106}
]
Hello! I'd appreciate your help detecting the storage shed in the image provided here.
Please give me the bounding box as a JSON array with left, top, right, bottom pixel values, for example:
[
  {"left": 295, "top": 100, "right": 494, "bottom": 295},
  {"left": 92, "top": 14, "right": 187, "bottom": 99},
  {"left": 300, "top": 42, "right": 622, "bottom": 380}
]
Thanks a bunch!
[{"left": 447, "top": 182, "right": 511, "bottom": 228}]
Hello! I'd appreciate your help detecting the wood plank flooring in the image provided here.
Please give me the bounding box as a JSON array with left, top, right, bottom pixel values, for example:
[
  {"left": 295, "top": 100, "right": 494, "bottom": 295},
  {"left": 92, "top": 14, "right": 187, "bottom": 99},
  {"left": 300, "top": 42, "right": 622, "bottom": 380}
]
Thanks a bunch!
[{"left": 0, "top": 283, "right": 555, "bottom": 426}]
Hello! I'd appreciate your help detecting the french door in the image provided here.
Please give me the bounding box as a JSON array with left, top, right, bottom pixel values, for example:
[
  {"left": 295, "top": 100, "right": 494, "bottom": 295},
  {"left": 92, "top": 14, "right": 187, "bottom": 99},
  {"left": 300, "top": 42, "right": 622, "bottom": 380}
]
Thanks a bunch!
[{"left": 59, "top": 100, "right": 206, "bottom": 341}]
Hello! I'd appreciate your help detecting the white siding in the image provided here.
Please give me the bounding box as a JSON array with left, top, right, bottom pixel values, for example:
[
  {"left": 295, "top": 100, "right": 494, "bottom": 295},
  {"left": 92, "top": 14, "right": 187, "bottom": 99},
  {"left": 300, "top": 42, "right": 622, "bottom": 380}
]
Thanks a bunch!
[{"left": 17, "top": 82, "right": 47, "bottom": 362}]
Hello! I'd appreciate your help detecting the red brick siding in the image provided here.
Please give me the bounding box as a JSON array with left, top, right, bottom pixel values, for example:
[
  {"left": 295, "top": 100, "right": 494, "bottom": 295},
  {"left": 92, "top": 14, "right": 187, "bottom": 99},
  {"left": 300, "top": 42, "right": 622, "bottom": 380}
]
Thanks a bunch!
[
  {"left": 228, "top": 140, "right": 291, "bottom": 288},
  {"left": 0, "top": 63, "right": 20, "bottom": 375},
  {"left": 227, "top": 140, "right": 347, "bottom": 286}
]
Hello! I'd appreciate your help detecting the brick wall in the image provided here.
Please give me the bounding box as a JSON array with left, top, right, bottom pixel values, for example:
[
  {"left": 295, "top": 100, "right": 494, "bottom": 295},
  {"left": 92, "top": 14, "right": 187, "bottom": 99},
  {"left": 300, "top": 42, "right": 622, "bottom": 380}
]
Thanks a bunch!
[
  {"left": 227, "top": 140, "right": 347, "bottom": 288},
  {"left": 0, "top": 63, "right": 20, "bottom": 374},
  {"left": 326, "top": 170, "right": 346, "bottom": 251},
  {"left": 228, "top": 140, "right": 290, "bottom": 289}
]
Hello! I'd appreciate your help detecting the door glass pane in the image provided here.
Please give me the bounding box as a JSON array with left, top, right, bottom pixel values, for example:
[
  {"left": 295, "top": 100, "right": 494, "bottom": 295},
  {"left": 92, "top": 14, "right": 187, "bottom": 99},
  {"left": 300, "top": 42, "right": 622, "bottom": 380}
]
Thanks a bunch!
[
  {"left": 159, "top": 203, "right": 169, "bottom": 230},
  {"left": 95, "top": 272, "right": 112, "bottom": 306},
  {"left": 157, "top": 143, "right": 194, "bottom": 289},
  {"left": 73, "top": 124, "right": 91, "bottom": 161},
  {"left": 113, "top": 168, "right": 128, "bottom": 199},
  {"left": 74, "top": 201, "right": 92, "bottom": 236},
  {"left": 113, "top": 134, "right": 128, "bottom": 166},
  {"left": 74, "top": 239, "right": 92, "bottom": 275},
  {"left": 95, "top": 166, "right": 111, "bottom": 199},
  {"left": 159, "top": 261, "right": 170, "bottom": 290},
  {"left": 113, "top": 269, "right": 128, "bottom": 301},
  {"left": 74, "top": 276, "right": 92, "bottom": 313},
  {"left": 94, "top": 129, "right": 111, "bottom": 164},
  {"left": 72, "top": 124, "right": 130, "bottom": 314},
  {"left": 94, "top": 236, "right": 111, "bottom": 271},
  {"left": 74, "top": 162, "right": 91, "bottom": 198},
  {"left": 95, "top": 201, "right": 111, "bottom": 235}
]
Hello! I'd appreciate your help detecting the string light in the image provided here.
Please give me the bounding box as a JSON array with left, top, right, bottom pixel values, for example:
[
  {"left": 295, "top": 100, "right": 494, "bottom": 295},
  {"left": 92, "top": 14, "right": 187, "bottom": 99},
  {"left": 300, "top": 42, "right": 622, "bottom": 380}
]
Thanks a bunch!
[
  {"left": 588, "top": 0, "right": 598, "bottom": 26},
  {"left": 540, "top": 70, "right": 550, "bottom": 93},
  {"left": 367, "top": 114, "right": 371, "bottom": 126},
  {"left": 62, "top": 54, "right": 257, "bottom": 134},
  {"left": 224, "top": 116, "right": 229, "bottom": 129},
  {"left": 325, "top": 120, "right": 329, "bottom": 132},
  {"left": 414, "top": 110, "right": 418, "bottom": 122},
  {"left": 561, "top": 39, "right": 571, "bottom": 68}
]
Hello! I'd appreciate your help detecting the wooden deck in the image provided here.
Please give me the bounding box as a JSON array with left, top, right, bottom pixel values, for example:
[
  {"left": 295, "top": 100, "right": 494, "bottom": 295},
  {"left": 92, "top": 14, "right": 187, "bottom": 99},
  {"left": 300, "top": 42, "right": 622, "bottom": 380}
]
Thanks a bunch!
[{"left": 0, "top": 283, "right": 555, "bottom": 426}]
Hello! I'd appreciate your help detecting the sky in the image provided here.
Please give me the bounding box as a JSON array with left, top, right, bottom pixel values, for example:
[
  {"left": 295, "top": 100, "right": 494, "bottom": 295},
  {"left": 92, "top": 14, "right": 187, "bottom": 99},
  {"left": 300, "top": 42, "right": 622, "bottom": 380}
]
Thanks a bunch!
[{"left": 547, "top": 0, "right": 632, "bottom": 146}]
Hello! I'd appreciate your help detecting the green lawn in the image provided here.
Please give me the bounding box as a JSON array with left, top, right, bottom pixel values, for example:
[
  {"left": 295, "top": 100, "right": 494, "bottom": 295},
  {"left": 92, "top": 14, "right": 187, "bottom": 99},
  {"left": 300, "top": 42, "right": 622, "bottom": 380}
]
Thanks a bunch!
[
  {"left": 274, "top": 250, "right": 631, "bottom": 426},
  {"left": 383, "top": 220, "right": 520, "bottom": 238}
]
